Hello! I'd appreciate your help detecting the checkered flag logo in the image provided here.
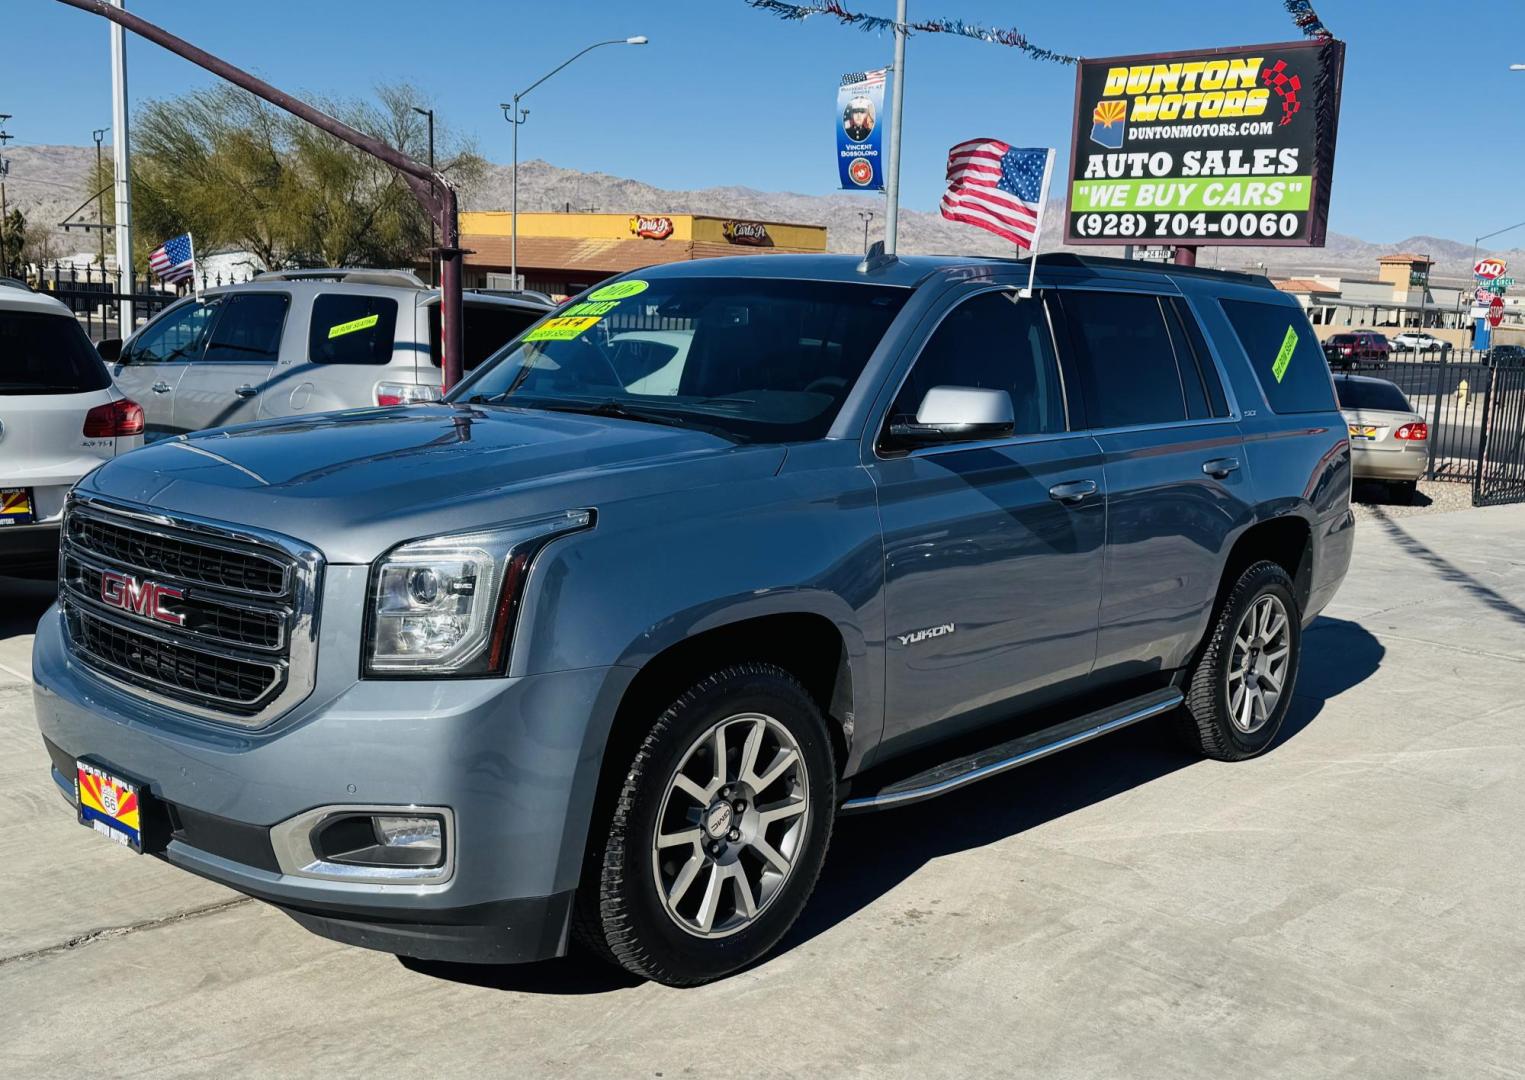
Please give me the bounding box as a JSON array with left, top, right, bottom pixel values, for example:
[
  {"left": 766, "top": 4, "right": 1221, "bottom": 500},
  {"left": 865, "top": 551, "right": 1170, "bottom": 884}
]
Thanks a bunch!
[{"left": 1262, "top": 59, "right": 1303, "bottom": 127}]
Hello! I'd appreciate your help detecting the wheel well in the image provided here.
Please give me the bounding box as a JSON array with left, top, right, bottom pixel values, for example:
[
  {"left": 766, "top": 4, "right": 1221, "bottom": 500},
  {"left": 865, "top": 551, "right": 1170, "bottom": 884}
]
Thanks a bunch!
[{"left": 1220, "top": 515, "right": 1313, "bottom": 613}]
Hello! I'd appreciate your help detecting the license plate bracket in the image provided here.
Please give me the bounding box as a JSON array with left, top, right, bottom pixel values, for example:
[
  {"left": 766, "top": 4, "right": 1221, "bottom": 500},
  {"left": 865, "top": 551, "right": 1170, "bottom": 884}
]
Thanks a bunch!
[
  {"left": 0, "top": 487, "right": 36, "bottom": 527},
  {"left": 76, "top": 760, "right": 147, "bottom": 853}
]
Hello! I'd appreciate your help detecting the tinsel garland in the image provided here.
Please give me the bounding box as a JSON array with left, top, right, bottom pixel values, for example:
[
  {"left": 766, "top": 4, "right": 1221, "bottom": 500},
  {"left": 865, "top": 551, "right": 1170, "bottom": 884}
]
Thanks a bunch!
[
  {"left": 744, "top": 0, "right": 1081, "bottom": 64},
  {"left": 1283, "top": 1, "right": 1335, "bottom": 39}
]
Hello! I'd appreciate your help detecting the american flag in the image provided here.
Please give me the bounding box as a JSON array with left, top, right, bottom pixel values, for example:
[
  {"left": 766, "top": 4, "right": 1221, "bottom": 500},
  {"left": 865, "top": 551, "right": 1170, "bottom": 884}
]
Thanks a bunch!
[
  {"left": 940, "top": 140, "right": 1051, "bottom": 250},
  {"left": 147, "top": 233, "right": 195, "bottom": 284}
]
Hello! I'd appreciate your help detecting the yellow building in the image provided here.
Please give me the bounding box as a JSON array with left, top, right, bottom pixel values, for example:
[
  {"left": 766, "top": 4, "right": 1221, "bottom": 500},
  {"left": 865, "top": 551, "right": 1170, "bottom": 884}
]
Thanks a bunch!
[{"left": 458, "top": 211, "right": 829, "bottom": 298}]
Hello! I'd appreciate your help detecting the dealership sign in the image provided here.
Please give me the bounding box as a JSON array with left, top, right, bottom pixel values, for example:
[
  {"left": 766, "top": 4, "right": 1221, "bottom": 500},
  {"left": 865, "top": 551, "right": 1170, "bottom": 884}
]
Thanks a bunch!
[
  {"left": 629, "top": 215, "right": 674, "bottom": 240},
  {"left": 1065, "top": 39, "right": 1345, "bottom": 248}
]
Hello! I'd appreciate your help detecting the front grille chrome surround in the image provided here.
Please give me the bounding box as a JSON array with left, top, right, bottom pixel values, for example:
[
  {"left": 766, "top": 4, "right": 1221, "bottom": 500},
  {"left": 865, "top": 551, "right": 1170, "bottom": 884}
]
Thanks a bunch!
[{"left": 59, "top": 493, "right": 324, "bottom": 727}]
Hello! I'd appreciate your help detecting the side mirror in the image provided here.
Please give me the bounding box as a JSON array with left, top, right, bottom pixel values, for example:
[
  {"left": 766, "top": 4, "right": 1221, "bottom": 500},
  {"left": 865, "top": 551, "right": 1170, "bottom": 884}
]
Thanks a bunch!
[
  {"left": 96, "top": 338, "right": 123, "bottom": 362},
  {"left": 886, "top": 385, "right": 1015, "bottom": 449}
]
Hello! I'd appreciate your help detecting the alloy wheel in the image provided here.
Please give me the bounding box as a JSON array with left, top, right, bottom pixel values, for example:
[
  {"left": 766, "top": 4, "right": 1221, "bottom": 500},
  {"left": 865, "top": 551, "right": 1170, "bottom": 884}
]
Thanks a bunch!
[
  {"left": 650, "top": 712, "right": 810, "bottom": 939},
  {"left": 1227, "top": 594, "right": 1291, "bottom": 734}
]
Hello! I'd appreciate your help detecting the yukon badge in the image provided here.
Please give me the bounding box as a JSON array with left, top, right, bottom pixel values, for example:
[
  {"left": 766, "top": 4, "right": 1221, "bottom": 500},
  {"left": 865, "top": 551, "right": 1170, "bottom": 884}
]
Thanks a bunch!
[{"left": 897, "top": 622, "right": 956, "bottom": 647}]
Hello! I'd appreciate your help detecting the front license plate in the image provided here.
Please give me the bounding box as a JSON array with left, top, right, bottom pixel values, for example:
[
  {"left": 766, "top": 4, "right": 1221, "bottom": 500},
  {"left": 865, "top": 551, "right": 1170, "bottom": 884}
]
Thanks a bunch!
[
  {"left": 76, "top": 761, "right": 144, "bottom": 853},
  {"left": 1348, "top": 425, "right": 1378, "bottom": 441},
  {"left": 0, "top": 487, "right": 36, "bottom": 527}
]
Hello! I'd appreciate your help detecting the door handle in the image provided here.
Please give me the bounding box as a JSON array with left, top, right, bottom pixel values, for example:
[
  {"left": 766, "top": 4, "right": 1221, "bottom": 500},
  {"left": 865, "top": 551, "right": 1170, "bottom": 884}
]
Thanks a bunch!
[
  {"left": 234, "top": 385, "right": 258, "bottom": 399},
  {"left": 1202, "top": 457, "right": 1241, "bottom": 479},
  {"left": 1048, "top": 479, "right": 1099, "bottom": 504},
  {"left": 150, "top": 381, "right": 172, "bottom": 394}
]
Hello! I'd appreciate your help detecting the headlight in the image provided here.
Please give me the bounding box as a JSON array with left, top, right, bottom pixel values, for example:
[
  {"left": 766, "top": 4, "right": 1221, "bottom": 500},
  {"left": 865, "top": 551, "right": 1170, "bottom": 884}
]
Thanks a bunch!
[{"left": 364, "top": 510, "right": 592, "bottom": 677}]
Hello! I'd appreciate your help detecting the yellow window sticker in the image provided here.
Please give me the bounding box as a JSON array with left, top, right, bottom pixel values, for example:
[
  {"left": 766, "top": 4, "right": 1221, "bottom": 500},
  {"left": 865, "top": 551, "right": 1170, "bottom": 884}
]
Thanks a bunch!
[
  {"left": 1271, "top": 325, "right": 1298, "bottom": 383},
  {"left": 525, "top": 316, "right": 603, "bottom": 342},
  {"left": 559, "top": 300, "right": 620, "bottom": 318},
  {"left": 587, "top": 279, "right": 649, "bottom": 302},
  {"left": 328, "top": 314, "right": 380, "bottom": 340}
]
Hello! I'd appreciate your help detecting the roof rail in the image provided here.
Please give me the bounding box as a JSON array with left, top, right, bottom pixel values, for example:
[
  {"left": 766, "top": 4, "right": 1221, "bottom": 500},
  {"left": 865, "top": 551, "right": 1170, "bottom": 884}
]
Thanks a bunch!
[
  {"left": 1014, "top": 252, "right": 1277, "bottom": 290},
  {"left": 0, "top": 276, "right": 34, "bottom": 292},
  {"left": 254, "top": 268, "right": 428, "bottom": 289}
]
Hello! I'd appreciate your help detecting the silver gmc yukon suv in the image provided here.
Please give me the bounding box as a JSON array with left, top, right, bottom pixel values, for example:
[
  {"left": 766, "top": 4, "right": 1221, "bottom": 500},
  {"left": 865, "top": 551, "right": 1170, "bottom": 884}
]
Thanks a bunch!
[{"left": 34, "top": 253, "right": 1354, "bottom": 986}]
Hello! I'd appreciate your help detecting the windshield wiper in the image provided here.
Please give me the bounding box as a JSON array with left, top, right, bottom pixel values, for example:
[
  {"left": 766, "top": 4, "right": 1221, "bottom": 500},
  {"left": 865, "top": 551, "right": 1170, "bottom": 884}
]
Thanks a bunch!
[{"left": 531, "top": 398, "right": 693, "bottom": 430}]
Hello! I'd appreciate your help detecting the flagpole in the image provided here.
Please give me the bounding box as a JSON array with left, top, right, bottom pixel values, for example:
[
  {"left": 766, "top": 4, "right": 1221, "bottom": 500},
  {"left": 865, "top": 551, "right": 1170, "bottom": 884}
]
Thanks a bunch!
[
  {"left": 1021, "top": 148, "right": 1056, "bottom": 299},
  {"left": 188, "top": 232, "right": 201, "bottom": 302}
]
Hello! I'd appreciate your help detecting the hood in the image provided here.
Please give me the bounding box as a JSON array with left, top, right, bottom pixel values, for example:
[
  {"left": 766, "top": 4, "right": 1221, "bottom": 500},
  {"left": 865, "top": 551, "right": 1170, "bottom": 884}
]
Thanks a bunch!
[{"left": 80, "top": 404, "right": 785, "bottom": 562}]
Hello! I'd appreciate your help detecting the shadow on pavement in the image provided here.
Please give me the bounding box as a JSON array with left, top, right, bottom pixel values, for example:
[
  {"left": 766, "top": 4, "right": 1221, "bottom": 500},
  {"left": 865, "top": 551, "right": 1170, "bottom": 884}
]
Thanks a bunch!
[
  {"left": 404, "top": 615, "right": 1383, "bottom": 995},
  {"left": 1367, "top": 506, "right": 1525, "bottom": 626},
  {"left": 1352, "top": 479, "right": 1430, "bottom": 508},
  {"left": 0, "top": 575, "right": 57, "bottom": 644}
]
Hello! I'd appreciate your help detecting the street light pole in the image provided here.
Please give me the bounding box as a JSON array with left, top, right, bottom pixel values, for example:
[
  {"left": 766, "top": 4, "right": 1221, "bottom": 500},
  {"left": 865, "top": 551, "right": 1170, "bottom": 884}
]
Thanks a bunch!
[
  {"left": 882, "top": 0, "right": 907, "bottom": 254},
  {"left": 412, "top": 106, "right": 435, "bottom": 285},
  {"left": 108, "top": 0, "right": 134, "bottom": 333},
  {"left": 92, "top": 126, "right": 108, "bottom": 270},
  {"left": 501, "top": 35, "right": 647, "bottom": 292},
  {"left": 857, "top": 209, "right": 874, "bottom": 254}
]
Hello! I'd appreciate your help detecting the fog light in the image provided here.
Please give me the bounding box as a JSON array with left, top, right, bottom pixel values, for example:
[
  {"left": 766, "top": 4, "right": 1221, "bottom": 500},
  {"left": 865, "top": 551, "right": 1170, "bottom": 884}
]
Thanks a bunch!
[{"left": 317, "top": 812, "right": 444, "bottom": 869}]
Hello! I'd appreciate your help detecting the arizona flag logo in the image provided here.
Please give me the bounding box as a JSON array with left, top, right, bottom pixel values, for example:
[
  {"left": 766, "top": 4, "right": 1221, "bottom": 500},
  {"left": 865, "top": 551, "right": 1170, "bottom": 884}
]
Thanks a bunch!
[
  {"left": 2, "top": 490, "right": 30, "bottom": 517},
  {"left": 1090, "top": 100, "right": 1126, "bottom": 149},
  {"left": 77, "top": 763, "right": 141, "bottom": 848}
]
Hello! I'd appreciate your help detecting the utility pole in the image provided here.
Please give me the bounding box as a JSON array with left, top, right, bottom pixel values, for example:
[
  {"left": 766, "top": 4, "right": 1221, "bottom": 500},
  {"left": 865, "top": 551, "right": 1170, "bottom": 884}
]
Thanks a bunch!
[
  {"left": 92, "top": 126, "right": 108, "bottom": 270},
  {"left": 412, "top": 106, "right": 436, "bottom": 285},
  {"left": 857, "top": 209, "right": 874, "bottom": 254},
  {"left": 882, "top": 0, "right": 907, "bottom": 254},
  {"left": 108, "top": 0, "right": 135, "bottom": 332}
]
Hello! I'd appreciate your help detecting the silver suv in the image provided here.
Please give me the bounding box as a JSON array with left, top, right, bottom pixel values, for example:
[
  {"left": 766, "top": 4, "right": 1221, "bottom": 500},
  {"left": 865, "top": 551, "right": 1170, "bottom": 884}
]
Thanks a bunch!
[{"left": 101, "top": 269, "right": 551, "bottom": 439}]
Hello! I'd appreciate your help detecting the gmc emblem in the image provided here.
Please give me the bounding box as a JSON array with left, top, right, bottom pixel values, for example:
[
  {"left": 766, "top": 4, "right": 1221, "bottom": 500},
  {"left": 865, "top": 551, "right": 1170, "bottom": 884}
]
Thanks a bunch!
[{"left": 100, "top": 570, "right": 186, "bottom": 626}]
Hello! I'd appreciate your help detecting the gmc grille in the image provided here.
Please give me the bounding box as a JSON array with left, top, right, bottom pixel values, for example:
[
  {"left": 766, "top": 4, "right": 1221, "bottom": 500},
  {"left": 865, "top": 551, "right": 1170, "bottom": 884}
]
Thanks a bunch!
[{"left": 59, "top": 499, "right": 322, "bottom": 725}]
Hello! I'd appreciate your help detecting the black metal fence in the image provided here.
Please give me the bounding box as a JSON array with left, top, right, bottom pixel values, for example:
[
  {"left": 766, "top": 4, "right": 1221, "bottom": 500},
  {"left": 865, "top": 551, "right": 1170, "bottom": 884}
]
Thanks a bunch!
[
  {"left": 1475, "top": 362, "right": 1525, "bottom": 506},
  {"left": 1348, "top": 350, "right": 1494, "bottom": 484},
  {"left": 25, "top": 262, "right": 257, "bottom": 343}
]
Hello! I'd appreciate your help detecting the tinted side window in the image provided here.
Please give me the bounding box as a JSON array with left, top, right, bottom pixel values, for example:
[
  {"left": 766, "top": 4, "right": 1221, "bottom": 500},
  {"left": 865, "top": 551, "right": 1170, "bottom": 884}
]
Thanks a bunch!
[
  {"left": 1059, "top": 290, "right": 1186, "bottom": 429},
  {"left": 0, "top": 310, "right": 111, "bottom": 394},
  {"left": 429, "top": 303, "right": 542, "bottom": 371},
  {"left": 889, "top": 290, "right": 1066, "bottom": 438},
  {"left": 308, "top": 294, "right": 399, "bottom": 365},
  {"left": 127, "top": 299, "right": 220, "bottom": 364},
  {"left": 1220, "top": 299, "right": 1336, "bottom": 414},
  {"left": 1164, "top": 298, "right": 1230, "bottom": 419},
  {"left": 202, "top": 293, "right": 289, "bottom": 363}
]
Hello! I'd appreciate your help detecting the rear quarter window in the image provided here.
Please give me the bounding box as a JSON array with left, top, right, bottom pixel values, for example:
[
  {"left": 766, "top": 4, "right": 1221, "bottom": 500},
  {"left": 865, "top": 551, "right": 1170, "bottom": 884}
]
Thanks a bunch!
[
  {"left": 308, "top": 294, "right": 399, "bottom": 365},
  {"left": 0, "top": 309, "right": 111, "bottom": 394},
  {"left": 1220, "top": 299, "right": 1336, "bottom": 415}
]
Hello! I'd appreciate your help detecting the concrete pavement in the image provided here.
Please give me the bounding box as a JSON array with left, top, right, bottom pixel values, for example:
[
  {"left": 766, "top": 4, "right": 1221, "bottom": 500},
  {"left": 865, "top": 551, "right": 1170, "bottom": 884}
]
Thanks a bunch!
[{"left": 1, "top": 504, "right": 1522, "bottom": 1079}]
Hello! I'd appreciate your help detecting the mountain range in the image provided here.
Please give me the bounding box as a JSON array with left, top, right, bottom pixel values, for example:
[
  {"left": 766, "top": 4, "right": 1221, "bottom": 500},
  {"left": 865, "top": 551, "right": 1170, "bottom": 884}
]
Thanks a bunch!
[{"left": 4, "top": 143, "right": 1514, "bottom": 285}]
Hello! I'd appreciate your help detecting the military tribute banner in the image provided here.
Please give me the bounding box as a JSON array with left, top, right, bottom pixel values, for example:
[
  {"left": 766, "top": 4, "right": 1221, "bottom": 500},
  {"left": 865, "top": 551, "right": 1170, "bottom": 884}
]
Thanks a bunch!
[
  {"left": 837, "top": 69, "right": 887, "bottom": 191},
  {"left": 1065, "top": 39, "right": 1344, "bottom": 248}
]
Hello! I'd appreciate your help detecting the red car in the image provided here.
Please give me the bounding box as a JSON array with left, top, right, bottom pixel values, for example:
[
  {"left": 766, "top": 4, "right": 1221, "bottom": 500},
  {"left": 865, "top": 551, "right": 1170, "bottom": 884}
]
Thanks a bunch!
[{"left": 1322, "top": 331, "right": 1390, "bottom": 370}]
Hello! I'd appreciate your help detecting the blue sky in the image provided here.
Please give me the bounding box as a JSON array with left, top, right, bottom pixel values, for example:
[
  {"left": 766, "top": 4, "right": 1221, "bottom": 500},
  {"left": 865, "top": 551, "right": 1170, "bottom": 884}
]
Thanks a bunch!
[{"left": 5, "top": 1, "right": 1522, "bottom": 243}]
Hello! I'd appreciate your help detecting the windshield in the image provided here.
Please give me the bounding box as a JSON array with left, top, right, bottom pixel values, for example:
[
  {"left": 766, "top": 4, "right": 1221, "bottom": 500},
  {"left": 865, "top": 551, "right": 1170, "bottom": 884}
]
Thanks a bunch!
[
  {"left": 447, "top": 276, "right": 910, "bottom": 443},
  {"left": 1335, "top": 378, "right": 1410, "bottom": 412},
  {"left": 0, "top": 309, "right": 111, "bottom": 395}
]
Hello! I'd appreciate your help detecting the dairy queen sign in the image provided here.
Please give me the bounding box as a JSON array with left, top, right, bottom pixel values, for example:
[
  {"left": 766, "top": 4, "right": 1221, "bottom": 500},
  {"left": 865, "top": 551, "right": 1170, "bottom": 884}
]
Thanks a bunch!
[{"left": 722, "top": 220, "right": 772, "bottom": 246}]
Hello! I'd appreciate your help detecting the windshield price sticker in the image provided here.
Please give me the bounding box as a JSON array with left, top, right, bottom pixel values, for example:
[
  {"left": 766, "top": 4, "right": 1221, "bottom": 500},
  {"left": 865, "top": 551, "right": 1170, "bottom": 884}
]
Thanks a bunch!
[
  {"left": 1272, "top": 325, "right": 1297, "bottom": 383},
  {"left": 525, "top": 316, "right": 603, "bottom": 342},
  {"left": 1065, "top": 40, "right": 1344, "bottom": 248},
  {"left": 327, "top": 314, "right": 379, "bottom": 339},
  {"left": 587, "top": 279, "right": 649, "bottom": 302}
]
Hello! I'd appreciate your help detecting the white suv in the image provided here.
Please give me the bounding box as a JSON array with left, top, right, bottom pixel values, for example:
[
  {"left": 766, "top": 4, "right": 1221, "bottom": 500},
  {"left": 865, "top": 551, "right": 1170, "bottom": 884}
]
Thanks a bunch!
[{"left": 0, "top": 281, "right": 144, "bottom": 575}]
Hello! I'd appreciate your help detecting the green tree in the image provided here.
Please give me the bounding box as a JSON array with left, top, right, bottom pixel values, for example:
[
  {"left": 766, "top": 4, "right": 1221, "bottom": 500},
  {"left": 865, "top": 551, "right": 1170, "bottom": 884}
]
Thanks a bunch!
[{"left": 94, "top": 82, "right": 481, "bottom": 273}]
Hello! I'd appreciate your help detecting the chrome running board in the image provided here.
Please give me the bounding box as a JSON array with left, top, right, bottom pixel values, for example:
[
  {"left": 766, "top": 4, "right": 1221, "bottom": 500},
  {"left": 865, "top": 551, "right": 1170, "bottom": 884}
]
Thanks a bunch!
[{"left": 840, "top": 687, "right": 1184, "bottom": 813}]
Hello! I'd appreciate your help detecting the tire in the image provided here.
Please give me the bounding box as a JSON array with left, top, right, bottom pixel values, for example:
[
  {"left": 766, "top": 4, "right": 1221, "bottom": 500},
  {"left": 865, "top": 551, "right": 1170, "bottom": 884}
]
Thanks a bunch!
[
  {"left": 1180, "top": 561, "right": 1301, "bottom": 762},
  {"left": 575, "top": 663, "right": 836, "bottom": 986},
  {"left": 1391, "top": 480, "right": 1418, "bottom": 504}
]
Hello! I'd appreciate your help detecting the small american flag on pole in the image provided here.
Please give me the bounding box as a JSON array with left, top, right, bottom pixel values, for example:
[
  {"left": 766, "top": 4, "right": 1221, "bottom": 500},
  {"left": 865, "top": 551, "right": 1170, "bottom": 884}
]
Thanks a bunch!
[
  {"left": 147, "top": 232, "right": 195, "bottom": 284},
  {"left": 939, "top": 140, "right": 1053, "bottom": 250}
]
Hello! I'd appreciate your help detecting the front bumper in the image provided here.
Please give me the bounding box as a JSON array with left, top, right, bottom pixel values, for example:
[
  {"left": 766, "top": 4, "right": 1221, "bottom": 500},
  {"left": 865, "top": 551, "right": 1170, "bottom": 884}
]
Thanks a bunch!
[{"left": 32, "top": 594, "right": 634, "bottom": 963}]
